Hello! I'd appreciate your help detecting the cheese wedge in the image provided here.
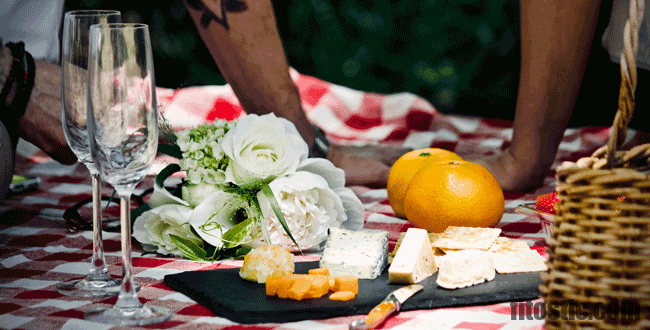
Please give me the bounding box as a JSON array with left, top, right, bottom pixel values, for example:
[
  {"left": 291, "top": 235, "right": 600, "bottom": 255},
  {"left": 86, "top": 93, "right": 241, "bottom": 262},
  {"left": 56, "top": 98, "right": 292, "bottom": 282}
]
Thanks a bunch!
[
  {"left": 388, "top": 228, "right": 437, "bottom": 284},
  {"left": 319, "top": 228, "right": 388, "bottom": 279},
  {"left": 436, "top": 249, "right": 495, "bottom": 289}
]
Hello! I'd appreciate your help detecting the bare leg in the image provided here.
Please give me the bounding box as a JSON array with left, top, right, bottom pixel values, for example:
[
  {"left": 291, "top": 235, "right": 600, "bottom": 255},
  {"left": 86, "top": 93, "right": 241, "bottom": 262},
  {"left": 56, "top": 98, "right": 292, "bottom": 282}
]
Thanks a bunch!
[{"left": 473, "top": 0, "right": 602, "bottom": 192}]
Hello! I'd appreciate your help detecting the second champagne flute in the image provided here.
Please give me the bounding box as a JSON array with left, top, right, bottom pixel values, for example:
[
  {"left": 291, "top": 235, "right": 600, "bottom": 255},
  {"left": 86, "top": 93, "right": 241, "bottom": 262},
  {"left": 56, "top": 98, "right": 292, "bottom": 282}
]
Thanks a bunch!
[
  {"left": 58, "top": 9, "right": 122, "bottom": 297},
  {"left": 84, "top": 23, "right": 173, "bottom": 325}
]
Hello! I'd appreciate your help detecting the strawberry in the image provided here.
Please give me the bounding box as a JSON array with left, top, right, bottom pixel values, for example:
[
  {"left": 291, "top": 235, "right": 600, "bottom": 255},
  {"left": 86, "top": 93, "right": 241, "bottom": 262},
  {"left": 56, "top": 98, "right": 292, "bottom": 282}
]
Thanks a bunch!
[{"left": 536, "top": 192, "right": 559, "bottom": 215}]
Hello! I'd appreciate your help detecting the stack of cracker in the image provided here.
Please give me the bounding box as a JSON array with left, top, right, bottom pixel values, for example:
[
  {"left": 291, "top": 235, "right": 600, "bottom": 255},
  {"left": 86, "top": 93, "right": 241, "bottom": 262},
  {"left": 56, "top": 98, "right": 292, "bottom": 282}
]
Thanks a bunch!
[{"left": 390, "top": 226, "right": 547, "bottom": 274}]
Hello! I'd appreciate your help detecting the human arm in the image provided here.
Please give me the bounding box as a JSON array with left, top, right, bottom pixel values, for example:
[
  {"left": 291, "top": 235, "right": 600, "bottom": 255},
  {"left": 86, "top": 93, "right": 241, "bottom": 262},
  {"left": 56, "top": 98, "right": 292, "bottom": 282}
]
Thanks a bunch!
[
  {"left": 183, "top": 0, "right": 404, "bottom": 186},
  {"left": 183, "top": 0, "right": 314, "bottom": 147},
  {"left": 18, "top": 58, "right": 76, "bottom": 165},
  {"left": 472, "top": 0, "right": 602, "bottom": 191},
  {"left": 0, "top": 39, "right": 76, "bottom": 165}
]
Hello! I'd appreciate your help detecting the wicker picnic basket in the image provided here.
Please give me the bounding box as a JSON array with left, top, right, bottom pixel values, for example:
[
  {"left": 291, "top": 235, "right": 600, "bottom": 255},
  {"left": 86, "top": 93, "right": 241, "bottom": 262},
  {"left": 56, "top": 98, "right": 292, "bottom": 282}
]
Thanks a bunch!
[{"left": 539, "top": 1, "right": 650, "bottom": 329}]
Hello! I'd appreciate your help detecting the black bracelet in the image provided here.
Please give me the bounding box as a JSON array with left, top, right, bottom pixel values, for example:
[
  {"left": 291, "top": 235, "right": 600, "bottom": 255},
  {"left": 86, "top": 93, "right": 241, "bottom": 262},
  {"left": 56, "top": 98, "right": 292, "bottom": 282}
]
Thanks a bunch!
[
  {"left": 308, "top": 124, "right": 330, "bottom": 159},
  {"left": 0, "top": 42, "right": 35, "bottom": 120},
  {"left": 0, "top": 41, "right": 35, "bottom": 149}
]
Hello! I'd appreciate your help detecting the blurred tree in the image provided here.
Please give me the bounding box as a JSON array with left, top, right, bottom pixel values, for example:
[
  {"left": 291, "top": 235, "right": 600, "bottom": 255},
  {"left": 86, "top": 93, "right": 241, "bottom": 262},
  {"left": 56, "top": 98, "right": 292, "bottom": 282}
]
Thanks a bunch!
[
  {"left": 71, "top": 0, "right": 226, "bottom": 88},
  {"left": 71, "top": 0, "right": 521, "bottom": 119}
]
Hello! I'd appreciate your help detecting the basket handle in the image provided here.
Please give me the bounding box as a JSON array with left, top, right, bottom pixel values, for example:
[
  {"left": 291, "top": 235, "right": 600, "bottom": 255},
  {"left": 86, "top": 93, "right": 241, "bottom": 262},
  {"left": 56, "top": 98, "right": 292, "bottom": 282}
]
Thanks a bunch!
[{"left": 606, "top": 0, "right": 646, "bottom": 167}]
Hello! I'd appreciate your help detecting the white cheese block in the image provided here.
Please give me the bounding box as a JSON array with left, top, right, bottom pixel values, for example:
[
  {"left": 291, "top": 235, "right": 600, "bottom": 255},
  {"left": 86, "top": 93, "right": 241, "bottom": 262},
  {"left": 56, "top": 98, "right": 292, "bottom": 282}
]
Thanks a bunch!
[
  {"left": 319, "top": 227, "right": 388, "bottom": 279},
  {"left": 388, "top": 228, "right": 437, "bottom": 284},
  {"left": 436, "top": 249, "right": 495, "bottom": 289}
]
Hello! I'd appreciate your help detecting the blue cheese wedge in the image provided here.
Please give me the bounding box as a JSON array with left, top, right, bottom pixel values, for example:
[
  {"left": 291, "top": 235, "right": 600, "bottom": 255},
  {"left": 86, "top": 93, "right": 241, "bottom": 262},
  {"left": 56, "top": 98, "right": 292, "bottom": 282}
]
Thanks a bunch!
[
  {"left": 388, "top": 228, "right": 437, "bottom": 284},
  {"left": 319, "top": 227, "right": 388, "bottom": 279},
  {"left": 436, "top": 249, "right": 495, "bottom": 289}
]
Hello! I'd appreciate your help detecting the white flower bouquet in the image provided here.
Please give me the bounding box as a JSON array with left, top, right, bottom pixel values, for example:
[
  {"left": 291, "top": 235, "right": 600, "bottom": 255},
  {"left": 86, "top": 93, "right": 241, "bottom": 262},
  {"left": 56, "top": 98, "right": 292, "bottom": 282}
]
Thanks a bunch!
[{"left": 132, "top": 113, "right": 364, "bottom": 261}]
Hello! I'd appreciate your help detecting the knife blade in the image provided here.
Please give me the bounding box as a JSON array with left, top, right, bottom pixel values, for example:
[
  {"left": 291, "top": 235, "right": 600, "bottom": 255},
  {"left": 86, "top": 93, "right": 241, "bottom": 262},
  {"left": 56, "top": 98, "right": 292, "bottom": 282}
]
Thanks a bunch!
[{"left": 349, "top": 284, "right": 424, "bottom": 330}]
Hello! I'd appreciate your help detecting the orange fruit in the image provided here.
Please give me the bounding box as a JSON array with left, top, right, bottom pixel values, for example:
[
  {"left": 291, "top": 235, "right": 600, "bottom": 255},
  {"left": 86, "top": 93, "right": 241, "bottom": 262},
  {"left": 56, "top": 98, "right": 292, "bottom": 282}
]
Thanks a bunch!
[
  {"left": 403, "top": 159, "right": 504, "bottom": 233},
  {"left": 387, "top": 148, "right": 462, "bottom": 218}
]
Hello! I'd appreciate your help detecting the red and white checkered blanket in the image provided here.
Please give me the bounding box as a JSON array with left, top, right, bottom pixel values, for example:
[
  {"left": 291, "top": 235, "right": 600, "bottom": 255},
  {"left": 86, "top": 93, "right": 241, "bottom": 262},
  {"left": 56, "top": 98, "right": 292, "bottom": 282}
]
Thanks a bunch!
[{"left": 0, "top": 69, "right": 640, "bottom": 330}]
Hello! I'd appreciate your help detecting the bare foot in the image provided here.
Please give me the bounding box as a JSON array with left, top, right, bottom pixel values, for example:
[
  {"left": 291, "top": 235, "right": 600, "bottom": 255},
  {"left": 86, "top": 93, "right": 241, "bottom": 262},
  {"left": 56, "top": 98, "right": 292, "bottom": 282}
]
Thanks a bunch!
[
  {"left": 467, "top": 150, "right": 548, "bottom": 192},
  {"left": 327, "top": 144, "right": 403, "bottom": 187},
  {"left": 334, "top": 144, "right": 412, "bottom": 166}
]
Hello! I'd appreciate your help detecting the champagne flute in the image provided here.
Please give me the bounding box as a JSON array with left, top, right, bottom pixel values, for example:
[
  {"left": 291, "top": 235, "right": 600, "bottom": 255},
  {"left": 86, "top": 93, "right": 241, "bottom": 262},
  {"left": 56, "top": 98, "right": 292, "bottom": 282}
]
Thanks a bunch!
[
  {"left": 84, "top": 23, "right": 172, "bottom": 325},
  {"left": 58, "top": 9, "right": 123, "bottom": 297}
]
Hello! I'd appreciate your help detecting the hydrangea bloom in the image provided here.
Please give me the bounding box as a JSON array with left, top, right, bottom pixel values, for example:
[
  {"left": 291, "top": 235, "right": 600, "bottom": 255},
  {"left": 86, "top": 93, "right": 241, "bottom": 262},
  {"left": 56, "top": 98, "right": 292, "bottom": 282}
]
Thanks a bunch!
[{"left": 176, "top": 119, "right": 237, "bottom": 185}]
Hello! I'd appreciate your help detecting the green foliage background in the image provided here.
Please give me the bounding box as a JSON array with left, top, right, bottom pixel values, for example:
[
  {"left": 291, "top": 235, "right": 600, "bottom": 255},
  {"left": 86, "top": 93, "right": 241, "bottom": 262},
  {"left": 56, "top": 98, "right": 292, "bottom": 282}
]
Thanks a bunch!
[
  {"left": 274, "top": 0, "right": 521, "bottom": 117},
  {"left": 73, "top": 0, "right": 521, "bottom": 119}
]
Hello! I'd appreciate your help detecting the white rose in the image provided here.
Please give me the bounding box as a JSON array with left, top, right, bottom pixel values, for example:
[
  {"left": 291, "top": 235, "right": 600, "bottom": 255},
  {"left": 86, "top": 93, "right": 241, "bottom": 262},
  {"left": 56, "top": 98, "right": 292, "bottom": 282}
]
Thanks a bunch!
[
  {"left": 246, "top": 171, "right": 348, "bottom": 251},
  {"left": 181, "top": 182, "right": 224, "bottom": 208},
  {"left": 335, "top": 187, "right": 365, "bottom": 231},
  {"left": 297, "top": 157, "right": 346, "bottom": 189},
  {"left": 221, "top": 113, "right": 308, "bottom": 189},
  {"left": 147, "top": 179, "right": 189, "bottom": 208},
  {"left": 297, "top": 157, "right": 364, "bottom": 231},
  {"left": 132, "top": 204, "right": 201, "bottom": 257}
]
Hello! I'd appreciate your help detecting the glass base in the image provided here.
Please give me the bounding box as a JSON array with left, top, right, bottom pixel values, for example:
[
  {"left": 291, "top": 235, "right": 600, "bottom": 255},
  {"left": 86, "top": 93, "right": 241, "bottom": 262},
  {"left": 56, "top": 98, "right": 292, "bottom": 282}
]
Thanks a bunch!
[
  {"left": 56, "top": 276, "right": 122, "bottom": 297},
  {"left": 84, "top": 304, "right": 173, "bottom": 326},
  {"left": 56, "top": 277, "right": 141, "bottom": 297}
]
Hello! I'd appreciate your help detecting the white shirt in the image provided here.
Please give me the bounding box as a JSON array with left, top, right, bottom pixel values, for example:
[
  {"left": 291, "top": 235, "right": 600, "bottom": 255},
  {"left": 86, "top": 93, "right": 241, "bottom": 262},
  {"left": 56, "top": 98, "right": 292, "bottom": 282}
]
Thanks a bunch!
[
  {"left": 602, "top": 0, "right": 649, "bottom": 71},
  {"left": 0, "top": 0, "right": 65, "bottom": 62}
]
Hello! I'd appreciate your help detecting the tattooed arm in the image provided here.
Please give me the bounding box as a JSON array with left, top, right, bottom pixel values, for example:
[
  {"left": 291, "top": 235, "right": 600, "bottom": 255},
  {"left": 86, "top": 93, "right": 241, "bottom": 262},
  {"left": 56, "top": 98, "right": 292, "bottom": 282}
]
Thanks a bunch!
[
  {"left": 183, "top": 0, "right": 408, "bottom": 187},
  {"left": 183, "top": 0, "right": 314, "bottom": 145}
]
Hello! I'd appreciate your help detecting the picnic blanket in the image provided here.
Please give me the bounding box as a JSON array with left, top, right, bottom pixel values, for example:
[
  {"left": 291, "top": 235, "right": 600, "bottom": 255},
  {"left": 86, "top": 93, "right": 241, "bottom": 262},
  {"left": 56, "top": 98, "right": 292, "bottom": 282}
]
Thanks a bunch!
[{"left": 0, "top": 69, "right": 643, "bottom": 330}]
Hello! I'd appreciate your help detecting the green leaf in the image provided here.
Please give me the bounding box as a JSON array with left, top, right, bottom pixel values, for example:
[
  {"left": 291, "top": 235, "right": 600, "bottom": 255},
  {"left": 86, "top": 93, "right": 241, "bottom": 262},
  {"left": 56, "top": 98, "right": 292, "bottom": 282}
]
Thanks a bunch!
[
  {"left": 158, "top": 143, "right": 183, "bottom": 159},
  {"left": 105, "top": 189, "right": 117, "bottom": 212},
  {"left": 212, "top": 245, "right": 252, "bottom": 261},
  {"left": 221, "top": 216, "right": 256, "bottom": 249},
  {"left": 235, "top": 246, "right": 252, "bottom": 257},
  {"left": 260, "top": 184, "right": 300, "bottom": 251},
  {"left": 169, "top": 234, "right": 208, "bottom": 261},
  {"left": 250, "top": 195, "right": 272, "bottom": 246},
  {"left": 156, "top": 163, "right": 182, "bottom": 188}
]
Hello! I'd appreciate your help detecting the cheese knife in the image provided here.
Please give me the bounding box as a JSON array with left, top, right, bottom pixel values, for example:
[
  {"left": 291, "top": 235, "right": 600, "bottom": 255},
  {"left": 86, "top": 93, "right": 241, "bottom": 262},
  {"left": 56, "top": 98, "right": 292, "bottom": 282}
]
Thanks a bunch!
[{"left": 349, "top": 284, "right": 424, "bottom": 330}]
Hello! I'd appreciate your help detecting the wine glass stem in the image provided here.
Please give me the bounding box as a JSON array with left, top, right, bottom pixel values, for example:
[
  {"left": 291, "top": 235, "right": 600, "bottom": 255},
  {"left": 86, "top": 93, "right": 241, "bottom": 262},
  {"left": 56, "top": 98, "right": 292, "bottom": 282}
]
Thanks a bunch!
[
  {"left": 116, "top": 192, "right": 142, "bottom": 308},
  {"left": 88, "top": 173, "right": 109, "bottom": 280}
]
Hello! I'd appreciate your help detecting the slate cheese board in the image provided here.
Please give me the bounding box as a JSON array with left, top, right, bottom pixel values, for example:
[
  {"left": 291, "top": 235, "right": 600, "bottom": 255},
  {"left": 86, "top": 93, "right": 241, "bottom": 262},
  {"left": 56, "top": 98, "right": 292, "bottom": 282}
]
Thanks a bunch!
[{"left": 163, "top": 261, "right": 542, "bottom": 324}]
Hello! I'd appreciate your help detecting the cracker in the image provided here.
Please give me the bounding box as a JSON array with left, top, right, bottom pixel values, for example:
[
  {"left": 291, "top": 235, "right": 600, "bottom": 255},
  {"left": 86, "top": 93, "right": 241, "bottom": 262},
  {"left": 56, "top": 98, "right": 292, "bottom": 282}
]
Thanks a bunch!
[
  {"left": 488, "top": 237, "right": 530, "bottom": 252},
  {"left": 388, "top": 232, "right": 408, "bottom": 263},
  {"left": 394, "top": 232, "right": 406, "bottom": 249},
  {"left": 432, "top": 226, "right": 502, "bottom": 251},
  {"left": 493, "top": 249, "right": 547, "bottom": 274},
  {"left": 428, "top": 233, "right": 441, "bottom": 246}
]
